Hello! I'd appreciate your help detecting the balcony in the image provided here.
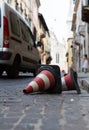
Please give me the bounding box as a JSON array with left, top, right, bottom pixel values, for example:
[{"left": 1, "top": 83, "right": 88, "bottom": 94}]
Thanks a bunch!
[
  {"left": 82, "top": 6, "right": 89, "bottom": 23},
  {"left": 75, "top": 35, "right": 84, "bottom": 45}
]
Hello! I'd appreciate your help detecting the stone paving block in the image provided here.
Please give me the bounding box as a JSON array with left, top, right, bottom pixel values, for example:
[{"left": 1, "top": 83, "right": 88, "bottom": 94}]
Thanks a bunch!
[{"left": 81, "top": 79, "right": 89, "bottom": 92}]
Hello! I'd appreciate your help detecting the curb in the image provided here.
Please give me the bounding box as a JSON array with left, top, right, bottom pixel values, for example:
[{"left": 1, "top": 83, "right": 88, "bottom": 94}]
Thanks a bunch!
[{"left": 80, "top": 79, "right": 89, "bottom": 92}]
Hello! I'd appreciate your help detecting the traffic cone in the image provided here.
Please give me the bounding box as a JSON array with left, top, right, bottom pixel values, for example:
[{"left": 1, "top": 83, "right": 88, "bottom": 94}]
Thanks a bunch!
[
  {"left": 61, "top": 68, "right": 81, "bottom": 94},
  {"left": 23, "top": 65, "right": 62, "bottom": 94}
]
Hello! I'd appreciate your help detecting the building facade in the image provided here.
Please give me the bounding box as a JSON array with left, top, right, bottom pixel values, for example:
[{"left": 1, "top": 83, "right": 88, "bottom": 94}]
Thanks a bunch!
[
  {"left": 37, "top": 13, "right": 51, "bottom": 64},
  {"left": 50, "top": 31, "right": 68, "bottom": 73},
  {"left": 71, "top": 0, "right": 89, "bottom": 72},
  {"left": 66, "top": 0, "right": 75, "bottom": 72}
]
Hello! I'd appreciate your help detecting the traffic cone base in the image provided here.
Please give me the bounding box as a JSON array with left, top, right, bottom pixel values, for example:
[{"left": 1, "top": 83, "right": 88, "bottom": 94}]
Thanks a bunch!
[
  {"left": 23, "top": 65, "right": 62, "bottom": 94},
  {"left": 71, "top": 69, "right": 81, "bottom": 94},
  {"left": 36, "top": 65, "right": 62, "bottom": 93}
]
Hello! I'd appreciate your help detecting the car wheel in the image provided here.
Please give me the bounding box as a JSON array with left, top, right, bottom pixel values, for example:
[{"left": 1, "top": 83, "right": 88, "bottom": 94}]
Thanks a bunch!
[
  {"left": 0, "top": 69, "right": 3, "bottom": 77},
  {"left": 6, "top": 58, "right": 20, "bottom": 78}
]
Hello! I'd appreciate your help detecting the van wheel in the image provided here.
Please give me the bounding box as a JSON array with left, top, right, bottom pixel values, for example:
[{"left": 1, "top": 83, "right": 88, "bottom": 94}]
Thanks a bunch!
[
  {"left": 6, "top": 58, "right": 20, "bottom": 78},
  {"left": 0, "top": 69, "right": 3, "bottom": 77},
  {"left": 33, "top": 69, "right": 37, "bottom": 77},
  {"left": 33, "top": 71, "right": 36, "bottom": 77}
]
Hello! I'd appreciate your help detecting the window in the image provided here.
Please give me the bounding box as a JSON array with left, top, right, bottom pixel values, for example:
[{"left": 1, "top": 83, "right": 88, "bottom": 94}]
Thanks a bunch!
[
  {"left": 28, "top": 18, "right": 31, "bottom": 27},
  {"left": 10, "top": 12, "right": 20, "bottom": 36},
  {"left": 20, "top": 20, "right": 34, "bottom": 46},
  {"left": 28, "top": 29, "right": 34, "bottom": 47},
  {"left": 33, "top": 27, "right": 37, "bottom": 42},
  {"left": 7, "top": 0, "right": 11, "bottom": 4},
  {"left": 15, "top": 0, "right": 19, "bottom": 11},
  {"left": 56, "top": 53, "right": 59, "bottom": 63},
  {"left": 88, "top": 0, "right": 89, "bottom": 5},
  {"left": 20, "top": 20, "right": 29, "bottom": 42},
  {"left": 84, "top": 40, "right": 85, "bottom": 48},
  {"left": 20, "top": 3, "right": 23, "bottom": 14},
  {"left": 73, "top": 0, "right": 76, "bottom": 4}
]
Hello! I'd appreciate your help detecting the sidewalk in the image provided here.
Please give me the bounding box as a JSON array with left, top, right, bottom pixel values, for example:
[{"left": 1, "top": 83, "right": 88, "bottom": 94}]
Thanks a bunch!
[{"left": 78, "top": 72, "right": 89, "bottom": 92}]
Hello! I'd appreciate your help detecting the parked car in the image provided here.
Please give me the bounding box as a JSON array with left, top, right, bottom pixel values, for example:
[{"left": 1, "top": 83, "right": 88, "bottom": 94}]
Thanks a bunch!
[{"left": 0, "top": 2, "right": 41, "bottom": 78}]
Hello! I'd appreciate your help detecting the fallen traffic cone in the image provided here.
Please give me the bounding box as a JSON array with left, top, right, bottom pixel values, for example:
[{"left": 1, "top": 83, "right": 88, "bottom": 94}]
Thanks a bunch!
[
  {"left": 61, "top": 68, "right": 81, "bottom": 94},
  {"left": 23, "top": 65, "right": 62, "bottom": 94}
]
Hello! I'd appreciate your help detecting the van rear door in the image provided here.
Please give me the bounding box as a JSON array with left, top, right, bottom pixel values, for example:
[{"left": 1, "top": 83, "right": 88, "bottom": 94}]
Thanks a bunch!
[{"left": 0, "top": 3, "right": 4, "bottom": 50}]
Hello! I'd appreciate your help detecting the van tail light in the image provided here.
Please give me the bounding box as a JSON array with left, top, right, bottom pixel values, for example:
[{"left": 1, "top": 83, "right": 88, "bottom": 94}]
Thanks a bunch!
[{"left": 3, "top": 16, "right": 9, "bottom": 48}]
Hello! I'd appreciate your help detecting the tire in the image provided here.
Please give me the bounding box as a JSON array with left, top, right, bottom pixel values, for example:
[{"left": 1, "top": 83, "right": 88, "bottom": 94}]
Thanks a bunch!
[
  {"left": 6, "top": 58, "right": 20, "bottom": 78},
  {"left": 0, "top": 69, "right": 3, "bottom": 77},
  {"left": 33, "top": 70, "right": 36, "bottom": 77}
]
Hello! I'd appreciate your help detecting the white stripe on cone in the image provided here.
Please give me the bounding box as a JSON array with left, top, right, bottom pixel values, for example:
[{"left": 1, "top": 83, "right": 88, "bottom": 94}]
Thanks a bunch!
[
  {"left": 61, "top": 77, "right": 68, "bottom": 91},
  {"left": 37, "top": 73, "right": 50, "bottom": 90},
  {"left": 28, "top": 81, "right": 39, "bottom": 91},
  {"left": 27, "top": 73, "right": 50, "bottom": 92}
]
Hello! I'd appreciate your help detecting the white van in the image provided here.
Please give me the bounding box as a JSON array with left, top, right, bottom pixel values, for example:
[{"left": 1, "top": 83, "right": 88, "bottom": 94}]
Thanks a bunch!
[{"left": 0, "top": 2, "right": 41, "bottom": 78}]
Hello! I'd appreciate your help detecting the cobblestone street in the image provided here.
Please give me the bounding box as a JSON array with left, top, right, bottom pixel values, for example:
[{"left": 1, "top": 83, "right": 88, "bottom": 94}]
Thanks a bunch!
[{"left": 0, "top": 74, "right": 89, "bottom": 130}]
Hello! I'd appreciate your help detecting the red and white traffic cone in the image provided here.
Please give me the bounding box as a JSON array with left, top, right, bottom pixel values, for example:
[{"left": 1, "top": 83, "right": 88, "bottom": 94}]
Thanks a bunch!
[
  {"left": 61, "top": 68, "right": 81, "bottom": 94},
  {"left": 23, "top": 65, "right": 62, "bottom": 94}
]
